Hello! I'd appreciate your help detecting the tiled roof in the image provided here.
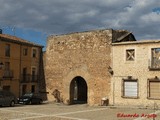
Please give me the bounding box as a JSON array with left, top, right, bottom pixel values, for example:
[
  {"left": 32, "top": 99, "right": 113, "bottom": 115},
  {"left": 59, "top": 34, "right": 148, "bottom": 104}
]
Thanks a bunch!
[
  {"left": 117, "top": 32, "right": 132, "bottom": 41},
  {"left": 0, "top": 34, "right": 43, "bottom": 47}
]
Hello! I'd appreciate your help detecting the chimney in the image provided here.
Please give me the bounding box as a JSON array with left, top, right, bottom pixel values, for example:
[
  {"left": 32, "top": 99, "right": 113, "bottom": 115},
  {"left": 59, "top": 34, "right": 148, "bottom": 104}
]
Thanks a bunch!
[{"left": 0, "top": 29, "right": 2, "bottom": 34}]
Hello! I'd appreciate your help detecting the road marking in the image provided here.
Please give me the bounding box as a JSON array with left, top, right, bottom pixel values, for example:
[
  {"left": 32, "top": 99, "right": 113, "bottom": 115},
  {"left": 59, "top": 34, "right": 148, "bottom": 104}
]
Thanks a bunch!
[
  {"left": 11, "top": 116, "right": 89, "bottom": 120},
  {"left": 10, "top": 107, "right": 108, "bottom": 120},
  {"left": 53, "top": 107, "right": 109, "bottom": 116},
  {"left": 51, "top": 115, "right": 89, "bottom": 120},
  {"left": 0, "top": 108, "right": 46, "bottom": 116}
]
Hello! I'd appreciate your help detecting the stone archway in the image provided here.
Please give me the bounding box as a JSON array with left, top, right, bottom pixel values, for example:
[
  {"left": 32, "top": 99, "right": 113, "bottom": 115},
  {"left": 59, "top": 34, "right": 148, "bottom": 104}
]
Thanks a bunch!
[{"left": 70, "top": 76, "right": 88, "bottom": 104}]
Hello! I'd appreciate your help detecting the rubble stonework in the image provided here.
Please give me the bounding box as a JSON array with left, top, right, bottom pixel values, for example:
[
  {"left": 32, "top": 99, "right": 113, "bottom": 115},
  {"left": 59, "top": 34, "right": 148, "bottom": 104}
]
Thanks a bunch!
[{"left": 45, "top": 29, "right": 135, "bottom": 105}]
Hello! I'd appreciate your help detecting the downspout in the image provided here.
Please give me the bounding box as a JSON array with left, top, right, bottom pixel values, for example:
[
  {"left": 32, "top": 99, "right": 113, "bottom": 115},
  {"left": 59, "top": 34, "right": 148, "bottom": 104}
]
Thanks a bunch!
[
  {"left": 111, "top": 29, "right": 115, "bottom": 106},
  {"left": 19, "top": 44, "right": 22, "bottom": 97},
  {"left": 112, "top": 46, "right": 115, "bottom": 106},
  {"left": 38, "top": 47, "right": 42, "bottom": 93}
]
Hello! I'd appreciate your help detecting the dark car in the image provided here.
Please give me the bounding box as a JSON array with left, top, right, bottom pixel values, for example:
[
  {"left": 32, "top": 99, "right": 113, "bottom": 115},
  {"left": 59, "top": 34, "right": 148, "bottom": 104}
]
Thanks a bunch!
[
  {"left": 0, "top": 90, "right": 17, "bottom": 107},
  {"left": 18, "top": 93, "right": 43, "bottom": 105}
]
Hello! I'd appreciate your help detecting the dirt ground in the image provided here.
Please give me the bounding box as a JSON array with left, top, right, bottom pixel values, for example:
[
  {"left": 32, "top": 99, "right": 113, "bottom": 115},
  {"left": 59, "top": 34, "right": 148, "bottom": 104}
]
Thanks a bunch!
[{"left": 0, "top": 102, "right": 159, "bottom": 120}]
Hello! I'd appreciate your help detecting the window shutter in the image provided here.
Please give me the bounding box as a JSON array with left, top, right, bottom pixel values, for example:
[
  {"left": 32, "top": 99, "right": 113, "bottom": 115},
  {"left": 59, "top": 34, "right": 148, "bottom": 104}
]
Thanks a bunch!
[
  {"left": 149, "top": 81, "right": 160, "bottom": 99},
  {"left": 124, "top": 81, "right": 137, "bottom": 97}
]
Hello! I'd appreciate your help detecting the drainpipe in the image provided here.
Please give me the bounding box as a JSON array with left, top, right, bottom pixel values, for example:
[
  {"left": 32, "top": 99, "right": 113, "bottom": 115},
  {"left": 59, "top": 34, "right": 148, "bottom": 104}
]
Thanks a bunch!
[
  {"left": 113, "top": 81, "right": 115, "bottom": 105},
  {"left": 19, "top": 44, "right": 22, "bottom": 97},
  {"left": 38, "top": 47, "right": 43, "bottom": 93}
]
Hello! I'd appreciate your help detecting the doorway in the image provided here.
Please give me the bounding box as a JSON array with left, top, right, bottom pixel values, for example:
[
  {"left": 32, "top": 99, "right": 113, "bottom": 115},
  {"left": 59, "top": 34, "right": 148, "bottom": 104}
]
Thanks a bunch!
[{"left": 70, "top": 76, "right": 88, "bottom": 104}]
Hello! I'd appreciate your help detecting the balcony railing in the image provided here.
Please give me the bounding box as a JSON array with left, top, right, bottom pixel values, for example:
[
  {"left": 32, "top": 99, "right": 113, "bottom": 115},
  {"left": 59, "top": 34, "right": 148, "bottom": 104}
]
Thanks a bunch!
[
  {"left": 21, "top": 74, "right": 38, "bottom": 83},
  {"left": 3, "top": 70, "right": 14, "bottom": 78},
  {"left": 148, "top": 59, "right": 160, "bottom": 70}
]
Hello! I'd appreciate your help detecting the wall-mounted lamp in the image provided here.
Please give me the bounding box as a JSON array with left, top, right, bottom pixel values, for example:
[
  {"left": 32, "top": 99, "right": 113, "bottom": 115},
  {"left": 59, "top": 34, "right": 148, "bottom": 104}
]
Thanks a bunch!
[
  {"left": 155, "top": 76, "right": 159, "bottom": 80},
  {"left": 0, "top": 62, "right": 4, "bottom": 69},
  {"left": 128, "top": 76, "right": 132, "bottom": 79},
  {"left": 108, "top": 66, "right": 114, "bottom": 75}
]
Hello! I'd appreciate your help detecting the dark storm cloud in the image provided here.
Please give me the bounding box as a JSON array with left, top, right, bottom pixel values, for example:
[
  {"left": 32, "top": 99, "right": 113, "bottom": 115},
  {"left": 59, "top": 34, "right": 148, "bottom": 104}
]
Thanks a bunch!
[{"left": 0, "top": 0, "right": 160, "bottom": 39}]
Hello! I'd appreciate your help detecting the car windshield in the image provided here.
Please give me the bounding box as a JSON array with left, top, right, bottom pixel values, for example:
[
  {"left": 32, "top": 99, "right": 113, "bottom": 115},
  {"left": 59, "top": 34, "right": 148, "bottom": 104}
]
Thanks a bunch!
[{"left": 23, "top": 93, "right": 33, "bottom": 97}]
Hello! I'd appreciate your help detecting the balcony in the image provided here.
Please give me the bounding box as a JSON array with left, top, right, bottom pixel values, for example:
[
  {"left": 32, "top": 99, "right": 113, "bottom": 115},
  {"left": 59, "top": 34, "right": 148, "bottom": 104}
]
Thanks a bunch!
[
  {"left": 21, "top": 74, "right": 38, "bottom": 83},
  {"left": 149, "top": 48, "right": 160, "bottom": 70},
  {"left": 3, "top": 70, "right": 14, "bottom": 78},
  {"left": 148, "top": 59, "right": 160, "bottom": 70}
]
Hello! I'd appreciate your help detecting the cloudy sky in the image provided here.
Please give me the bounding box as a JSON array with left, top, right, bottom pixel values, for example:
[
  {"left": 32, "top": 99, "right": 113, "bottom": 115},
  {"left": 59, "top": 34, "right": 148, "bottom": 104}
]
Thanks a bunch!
[{"left": 0, "top": 0, "right": 160, "bottom": 49}]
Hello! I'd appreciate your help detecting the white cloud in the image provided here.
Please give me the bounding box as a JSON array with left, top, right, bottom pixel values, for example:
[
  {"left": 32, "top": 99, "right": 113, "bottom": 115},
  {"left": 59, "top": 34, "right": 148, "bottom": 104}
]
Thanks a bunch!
[
  {"left": 141, "top": 12, "right": 160, "bottom": 23},
  {"left": 0, "top": 0, "right": 160, "bottom": 40}
]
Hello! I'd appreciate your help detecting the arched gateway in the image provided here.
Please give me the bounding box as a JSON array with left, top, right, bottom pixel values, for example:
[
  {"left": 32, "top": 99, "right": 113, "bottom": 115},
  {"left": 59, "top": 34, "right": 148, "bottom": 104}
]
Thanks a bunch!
[{"left": 70, "top": 76, "right": 88, "bottom": 104}]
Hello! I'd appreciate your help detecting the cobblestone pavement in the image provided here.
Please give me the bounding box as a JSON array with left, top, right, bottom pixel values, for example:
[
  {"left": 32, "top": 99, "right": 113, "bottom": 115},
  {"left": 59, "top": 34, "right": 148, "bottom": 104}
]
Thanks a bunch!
[{"left": 0, "top": 103, "right": 160, "bottom": 120}]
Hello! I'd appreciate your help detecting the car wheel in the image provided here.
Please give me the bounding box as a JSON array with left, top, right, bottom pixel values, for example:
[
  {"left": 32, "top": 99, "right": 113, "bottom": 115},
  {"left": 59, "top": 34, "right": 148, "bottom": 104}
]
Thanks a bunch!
[
  {"left": 31, "top": 99, "right": 34, "bottom": 104},
  {"left": 39, "top": 99, "right": 43, "bottom": 104},
  {"left": 28, "top": 100, "right": 32, "bottom": 105},
  {"left": 10, "top": 101, "right": 15, "bottom": 107}
]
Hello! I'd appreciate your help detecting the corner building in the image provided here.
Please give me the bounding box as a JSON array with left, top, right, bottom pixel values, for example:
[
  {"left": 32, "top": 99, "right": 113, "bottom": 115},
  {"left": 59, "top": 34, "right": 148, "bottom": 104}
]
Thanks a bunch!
[
  {"left": 0, "top": 32, "right": 44, "bottom": 97},
  {"left": 45, "top": 29, "right": 136, "bottom": 105}
]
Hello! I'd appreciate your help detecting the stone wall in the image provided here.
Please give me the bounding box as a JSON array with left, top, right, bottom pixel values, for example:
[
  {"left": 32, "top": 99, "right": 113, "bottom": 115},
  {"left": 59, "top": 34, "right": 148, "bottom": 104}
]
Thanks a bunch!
[
  {"left": 45, "top": 29, "right": 134, "bottom": 105},
  {"left": 111, "top": 40, "right": 160, "bottom": 107},
  {"left": 45, "top": 29, "right": 113, "bottom": 105}
]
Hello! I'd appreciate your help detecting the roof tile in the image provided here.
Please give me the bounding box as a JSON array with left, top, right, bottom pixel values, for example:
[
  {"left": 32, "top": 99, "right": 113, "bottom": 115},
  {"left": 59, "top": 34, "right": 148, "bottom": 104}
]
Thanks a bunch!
[{"left": 0, "top": 34, "right": 43, "bottom": 47}]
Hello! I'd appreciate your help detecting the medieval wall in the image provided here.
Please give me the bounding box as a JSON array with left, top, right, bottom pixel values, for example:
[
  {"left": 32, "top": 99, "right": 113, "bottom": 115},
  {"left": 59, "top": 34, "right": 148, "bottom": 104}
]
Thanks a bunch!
[{"left": 45, "top": 29, "right": 113, "bottom": 105}]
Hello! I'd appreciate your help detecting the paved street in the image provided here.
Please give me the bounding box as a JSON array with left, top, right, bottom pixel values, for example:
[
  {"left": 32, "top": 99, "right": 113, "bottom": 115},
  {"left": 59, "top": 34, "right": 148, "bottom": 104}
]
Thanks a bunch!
[{"left": 0, "top": 103, "right": 160, "bottom": 120}]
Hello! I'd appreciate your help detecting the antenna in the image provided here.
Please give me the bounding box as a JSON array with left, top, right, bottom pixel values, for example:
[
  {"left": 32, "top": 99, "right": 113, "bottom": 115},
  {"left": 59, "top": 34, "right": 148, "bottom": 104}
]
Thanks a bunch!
[
  {"left": 1, "top": 26, "right": 16, "bottom": 35},
  {"left": 12, "top": 26, "right": 15, "bottom": 36}
]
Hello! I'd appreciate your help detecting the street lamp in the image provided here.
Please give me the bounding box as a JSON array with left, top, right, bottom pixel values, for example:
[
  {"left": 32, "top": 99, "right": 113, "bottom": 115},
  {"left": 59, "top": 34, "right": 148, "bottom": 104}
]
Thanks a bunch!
[{"left": 108, "top": 66, "right": 114, "bottom": 75}]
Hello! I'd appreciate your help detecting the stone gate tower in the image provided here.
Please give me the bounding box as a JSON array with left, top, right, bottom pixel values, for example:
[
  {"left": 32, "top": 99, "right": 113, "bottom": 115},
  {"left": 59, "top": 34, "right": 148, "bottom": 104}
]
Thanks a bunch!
[{"left": 45, "top": 29, "right": 136, "bottom": 105}]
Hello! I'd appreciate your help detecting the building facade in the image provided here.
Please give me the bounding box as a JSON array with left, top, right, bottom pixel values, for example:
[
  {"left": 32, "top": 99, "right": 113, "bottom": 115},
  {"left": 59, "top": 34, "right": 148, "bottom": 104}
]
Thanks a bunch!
[
  {"left": 0, "top": 32, "right": 45, "bottom": 97},
  {"left": 111, "top": 40, "right": 160, "bottom": 107},
  {"left": 45, "top": 29, "right": 136, "bottom": 105}
]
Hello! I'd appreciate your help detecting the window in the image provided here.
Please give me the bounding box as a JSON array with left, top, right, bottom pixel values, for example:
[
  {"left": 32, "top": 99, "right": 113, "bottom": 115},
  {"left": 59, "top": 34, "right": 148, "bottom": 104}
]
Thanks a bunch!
[
  {"left": 31, "top": 85, "right": 35, "bottom": 93},
  {"left": 122, "top": 78, "right": 138, "bottom": 98},
  {"left": 22, "top": 68, "right": 27, "bottom": 82},
  {"left": 32, "top": 68, "right": 36, "bottom": 82},
  {"left": 5, "top": 62, "right": 10, "bottom": 70},
  {"left": 22, "top": 85, "right": 27, "bottom": 95},
  {"left": 148, "top": 78, "right": 160, "bottom": 99},
  {"left": 5, "top": 44, "right": 10, "bottom": 57},
  {"left": 32, "top": 49, "right": 37, "bottom": 58},
  {"left": 23, "top": 48, "right": 28, "bottom": 56},
  {"left": 3, "top": 62, "right": 13, "bottom": 78},
  {"left": 23, "top": 68, "right": 27, "bottom": 75},
  {"left": 151, "top": 48, "right": 160, "bottom": 68},
  {"left": 126, "top": 49, "right": 135, "bottom": 61},
  {"left": 3, "top": 86, "right": 10, "bottom": 91}
]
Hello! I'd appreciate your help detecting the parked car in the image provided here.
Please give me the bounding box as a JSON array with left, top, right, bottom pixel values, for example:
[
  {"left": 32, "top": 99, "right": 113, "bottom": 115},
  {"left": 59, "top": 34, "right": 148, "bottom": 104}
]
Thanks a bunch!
[
  {"left": 18, "top": 93, "right": 43, "bottom": 105},
  {"left": 0, "top": 90, "right": 17, "bottom": 107}
]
